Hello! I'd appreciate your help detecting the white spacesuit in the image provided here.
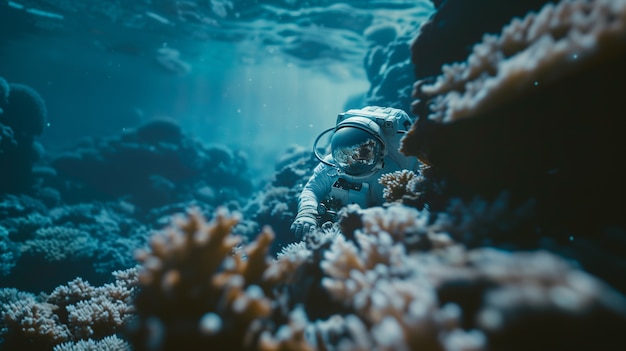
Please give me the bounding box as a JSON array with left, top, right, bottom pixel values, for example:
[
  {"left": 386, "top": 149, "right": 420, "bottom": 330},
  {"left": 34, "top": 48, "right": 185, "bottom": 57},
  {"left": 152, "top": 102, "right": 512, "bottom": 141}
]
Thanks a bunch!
[{"left": 291, "top": 106, "right": 420, "bottom": 239}]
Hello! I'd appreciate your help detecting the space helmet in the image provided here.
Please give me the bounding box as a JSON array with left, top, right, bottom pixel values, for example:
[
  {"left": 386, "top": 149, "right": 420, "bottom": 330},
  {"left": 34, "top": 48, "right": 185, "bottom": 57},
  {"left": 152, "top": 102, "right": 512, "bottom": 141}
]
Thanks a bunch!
[
  {"left": 314, "top": 112, "right": 388, "bottom": 177},
  {"left": 330, "top": 125, "right": 383, "bottom": 176}
]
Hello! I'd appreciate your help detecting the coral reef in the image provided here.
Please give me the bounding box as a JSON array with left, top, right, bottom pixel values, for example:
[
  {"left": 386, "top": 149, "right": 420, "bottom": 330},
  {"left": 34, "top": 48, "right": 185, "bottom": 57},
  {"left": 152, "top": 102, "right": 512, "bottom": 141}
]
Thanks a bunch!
[
  {"left": 3, "top": 202, "right": 625, "bottom": 350},
  {"left": 418, "top": 0, "right": 626, "bottom": 123},
  {"left": 0, "top": 268, "right": 138, "bottom": 351},
  {"left": 0, "top": 197, "right": 148, "bottom": 292},
  {"left": 127, "top": 205, "right": 626, "bottom": 350},
  {"left": 53, "top": 335, "right": 131, "bottom": 351},
  {"left": 2, "top": 1, "right": 626, "bottom": 351},
  {"left": 400, "top": 0, "right": 626, "bottom": 292},
  {"left": 411, "top": 0, "right": 556, "bottom": 80},
  {"left": 0, "top": 116, "right": 264, "bottom": 292},
  {"left": 379, "top": 169, "right": 422, "bottom": 205},
  {"left": 0, "top": 116, "right": 316, "bottom": 294},
  {"left": 128, "top": 207, "right": 311, "bottom": 351},
  {"left": 49, "top": 118, "right": 253, "bottom": 209}
]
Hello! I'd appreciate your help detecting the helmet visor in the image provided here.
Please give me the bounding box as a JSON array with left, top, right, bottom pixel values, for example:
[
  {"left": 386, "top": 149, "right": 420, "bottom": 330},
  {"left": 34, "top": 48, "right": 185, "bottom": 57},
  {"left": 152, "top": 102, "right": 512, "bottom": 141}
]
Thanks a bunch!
[{"left": 331, "top": 130, "right": 382, "bottom": 175}]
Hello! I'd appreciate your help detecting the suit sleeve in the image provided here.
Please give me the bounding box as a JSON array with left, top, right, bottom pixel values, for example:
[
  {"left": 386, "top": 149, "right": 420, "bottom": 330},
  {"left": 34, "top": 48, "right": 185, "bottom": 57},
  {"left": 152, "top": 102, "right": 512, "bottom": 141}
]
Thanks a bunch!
[{"left": 296, "top": 162, "right": 336, "bottom": 219}]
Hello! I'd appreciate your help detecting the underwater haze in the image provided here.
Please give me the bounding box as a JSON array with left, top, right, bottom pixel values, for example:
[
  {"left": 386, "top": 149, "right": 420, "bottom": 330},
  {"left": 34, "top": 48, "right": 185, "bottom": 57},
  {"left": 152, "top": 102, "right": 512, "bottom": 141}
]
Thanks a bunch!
[
  {"left": 2, "top": 0, "right": 626, "bottom": 350},
  {"left": 0, "top": 0, "right": 431, "bottom": 177}
]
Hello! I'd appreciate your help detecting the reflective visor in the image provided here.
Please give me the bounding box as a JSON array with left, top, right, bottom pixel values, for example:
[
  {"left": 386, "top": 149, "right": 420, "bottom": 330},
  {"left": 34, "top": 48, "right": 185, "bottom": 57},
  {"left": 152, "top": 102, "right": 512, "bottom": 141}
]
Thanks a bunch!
[{"left": 331, "top": 129, "right": 382, "bottom": 175}]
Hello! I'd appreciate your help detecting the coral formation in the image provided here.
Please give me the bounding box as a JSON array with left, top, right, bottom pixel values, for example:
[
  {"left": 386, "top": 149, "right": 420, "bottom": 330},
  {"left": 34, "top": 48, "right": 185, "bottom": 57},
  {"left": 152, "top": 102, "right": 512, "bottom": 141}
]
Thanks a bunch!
[
  {"left": 0, "top": 198, "right": 148, "bottom": 292},
  {"left": 126, "top": 205, "right": 626, "bottom": 350},
  {"left": 239, "top": 146, "right": 319, "bottom": 254},
  {"left": 411, "top": 0, "right": 556, "bottom": 80},
  {"left": 0, "top": 268, "right": 138, "bottom": 351},
  {"left": 379, "top": 169, "right": 421, "bottom": 204},
  {"left": 2, "top": 1, "right": 626, "bottom": 351},
  {"left": 3, "top": 202, "right": 626, "bottom": 350},
  {"left": 49, "top": 118, "right": 253, "bottom": 208},
  {"left": 399, "top": 0, "right": 626, "bottom": 292},
  {"left": 419, "top": 0, "right": 626, "bottom": 123},
  {"left": 128, "top": 207, "right": 311, "bottom": 350},
  {"left": 53, "top": 335, "right": 131, "bottom": 351},
  {"left": 0, "top": 76, "right": 48, "bottom": 193}
]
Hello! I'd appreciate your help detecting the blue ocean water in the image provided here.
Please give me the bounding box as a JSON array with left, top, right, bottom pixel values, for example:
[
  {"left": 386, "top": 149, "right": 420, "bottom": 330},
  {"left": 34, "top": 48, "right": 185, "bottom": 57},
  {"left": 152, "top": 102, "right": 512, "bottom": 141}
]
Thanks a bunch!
[
  {"left": 3, "top": 1, "right": 625, "bottom": 350},
  {"left": 0, "top": 0, "right": 432, "bottom": 177}
]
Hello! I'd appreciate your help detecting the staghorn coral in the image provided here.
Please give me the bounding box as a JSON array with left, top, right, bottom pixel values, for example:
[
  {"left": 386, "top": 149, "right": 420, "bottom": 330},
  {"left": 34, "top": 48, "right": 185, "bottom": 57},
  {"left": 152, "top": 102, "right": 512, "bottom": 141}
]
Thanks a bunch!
[
  {"left": 129, "top": 207, "right": 314, "bottom": 351},
  {"left": 257, "top": 307, "right": 313, "bottom": 351},
  {"left": 417, "top": 0, "right": 626, "bottom": 123},
  {"left": 0, "top": 268, "right": 138, "bottom": 351},
  {"left": 379, "top": 165, "right": 449, "bottom": 212},
  {"left": 45, "top": 268, "right": 138, "bottom": 340}
]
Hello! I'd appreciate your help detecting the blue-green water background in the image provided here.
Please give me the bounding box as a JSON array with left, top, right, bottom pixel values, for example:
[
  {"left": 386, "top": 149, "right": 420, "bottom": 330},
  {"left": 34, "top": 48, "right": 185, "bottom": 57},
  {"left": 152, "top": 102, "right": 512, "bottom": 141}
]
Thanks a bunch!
[{"left": 0, "top": 0, "right": 433, "bottom": 178}]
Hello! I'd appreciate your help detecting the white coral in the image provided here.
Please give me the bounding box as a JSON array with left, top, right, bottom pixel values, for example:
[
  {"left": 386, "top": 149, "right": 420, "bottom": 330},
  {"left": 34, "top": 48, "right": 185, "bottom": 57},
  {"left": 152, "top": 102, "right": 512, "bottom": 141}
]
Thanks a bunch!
[{"left": 421, "top": 0, "right": 626, "bottom": 122}]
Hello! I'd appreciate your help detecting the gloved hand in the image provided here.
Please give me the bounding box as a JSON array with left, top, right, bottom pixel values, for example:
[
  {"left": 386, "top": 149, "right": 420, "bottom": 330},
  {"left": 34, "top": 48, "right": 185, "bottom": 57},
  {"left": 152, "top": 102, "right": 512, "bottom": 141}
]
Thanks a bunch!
[{"left": 290, "top": 214, "right": 317, "bottom": 240}]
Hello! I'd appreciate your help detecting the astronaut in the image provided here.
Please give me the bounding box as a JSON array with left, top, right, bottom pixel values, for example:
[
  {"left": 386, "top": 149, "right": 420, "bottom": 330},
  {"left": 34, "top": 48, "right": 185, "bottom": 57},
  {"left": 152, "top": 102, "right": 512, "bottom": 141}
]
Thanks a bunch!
[{"left": 290, "top": 106, "right": 420, "bottom": 239}]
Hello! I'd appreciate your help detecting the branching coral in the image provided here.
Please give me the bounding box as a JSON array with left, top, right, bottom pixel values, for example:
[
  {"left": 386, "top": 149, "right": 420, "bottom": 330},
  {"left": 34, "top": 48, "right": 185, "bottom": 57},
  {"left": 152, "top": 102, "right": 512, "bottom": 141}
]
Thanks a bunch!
[
  {"left": 20, "top": 226, "right": 95, "bottom": 262},
  {"left": 418, "top": 0, "right": 626, "bottom": 123},
  {"left": 1, "top": 200, "right": 148, "bottom": 292},
  {"left": 379, "top": 165, "right": 448, "bottom": 212},
  {"left": 315, "top": 215, "right": 465, "bottom": 351},
  {"left": 379, "top": 169, "right": 421, "bottom": 204},
  {"left": 129, "top": 207, "right": 314, "bottom": 351},
  {"left": 52, "top": 335, "right": 131, "bottom": 351},
  {"left": 0, "top": 268, "right": 138, "bottom": 350},
  {"left": 401, "top": 0, "right": 626, "bottom": 280},
  {"left": 426, "top": 247, "right": 626, "bottom": 351},
  {"left": 307, "top": 204, "right": 626, "bottom": 351},
  {"left": 341, "top": 204, "right": 452, "bottom": 252},
  {"left": 4, "top": 203, "right": 621, "bottom": 351}
]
